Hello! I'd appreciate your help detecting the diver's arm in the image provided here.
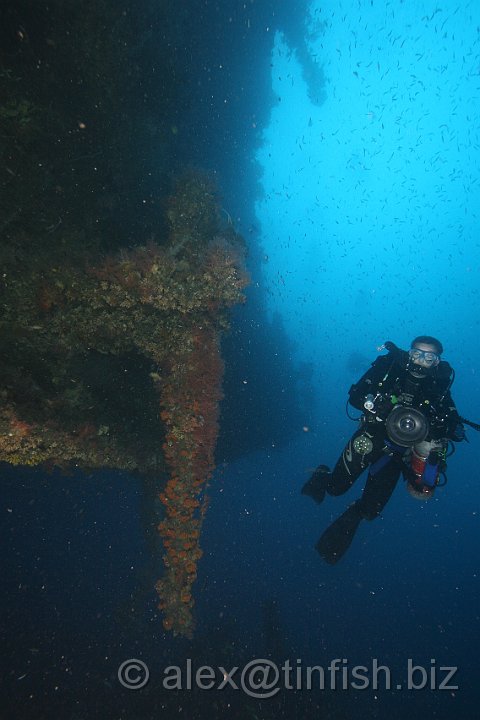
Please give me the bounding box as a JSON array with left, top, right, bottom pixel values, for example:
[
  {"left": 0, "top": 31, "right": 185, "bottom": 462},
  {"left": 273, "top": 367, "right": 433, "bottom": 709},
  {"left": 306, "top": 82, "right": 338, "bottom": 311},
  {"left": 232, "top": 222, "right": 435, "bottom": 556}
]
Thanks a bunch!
[
  {"left": 348, "top": 341, "right": 410, "bottom": 410},
  {"left": 430, "top": 390, "right": 466, "bottom": 442},
  {"left": 443, "top": 391, "right": 466, "bottom": 442},
  {"left": 348, "top": 355, "right": 393, "bottom": 411}
]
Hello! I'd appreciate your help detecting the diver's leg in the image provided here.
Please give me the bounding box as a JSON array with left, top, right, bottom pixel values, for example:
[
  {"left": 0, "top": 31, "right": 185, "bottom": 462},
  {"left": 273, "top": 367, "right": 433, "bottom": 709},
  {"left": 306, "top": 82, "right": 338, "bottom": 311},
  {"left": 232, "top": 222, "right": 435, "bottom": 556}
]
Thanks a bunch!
[
  {"left": 326, "top": 427, "right": 379, "bottom": 496},
  {"left": 302, "top": 427, "right": 378, "bottom": 503},
  {"left": 302, "top": 426, "right": 368, "bottom": 503},
  {"left": 316, "top": 457, "right": 402, "bottom": 563},
  {"left": 316, "top": 463, "right": 401, "bottom": 565},
  {"left": 356, "top": 461, "right": 401, "bottom": 520}
]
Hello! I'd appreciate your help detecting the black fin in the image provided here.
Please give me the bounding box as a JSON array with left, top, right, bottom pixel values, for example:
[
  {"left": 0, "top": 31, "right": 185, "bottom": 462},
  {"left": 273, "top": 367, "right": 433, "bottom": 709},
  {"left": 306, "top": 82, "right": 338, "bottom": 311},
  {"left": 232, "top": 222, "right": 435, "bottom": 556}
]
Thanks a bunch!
[{"left": 316, "top": 503, "right": 363, "bottom": 564}]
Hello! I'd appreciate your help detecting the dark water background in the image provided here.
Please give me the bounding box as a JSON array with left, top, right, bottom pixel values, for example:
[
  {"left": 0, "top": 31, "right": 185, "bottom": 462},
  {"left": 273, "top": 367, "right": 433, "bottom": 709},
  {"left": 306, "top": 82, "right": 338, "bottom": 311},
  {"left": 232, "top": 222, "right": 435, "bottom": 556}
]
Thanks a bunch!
[{"left": 2, "top": 1, "right": 479, "bottom": 718}]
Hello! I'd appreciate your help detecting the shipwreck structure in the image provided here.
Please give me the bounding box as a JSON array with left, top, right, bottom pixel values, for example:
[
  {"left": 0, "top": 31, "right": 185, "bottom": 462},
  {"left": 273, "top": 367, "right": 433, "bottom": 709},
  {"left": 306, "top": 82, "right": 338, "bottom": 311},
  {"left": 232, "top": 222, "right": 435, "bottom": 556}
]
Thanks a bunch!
[{"left": 0, "top": 171, "right": 248, "bottom": 637}]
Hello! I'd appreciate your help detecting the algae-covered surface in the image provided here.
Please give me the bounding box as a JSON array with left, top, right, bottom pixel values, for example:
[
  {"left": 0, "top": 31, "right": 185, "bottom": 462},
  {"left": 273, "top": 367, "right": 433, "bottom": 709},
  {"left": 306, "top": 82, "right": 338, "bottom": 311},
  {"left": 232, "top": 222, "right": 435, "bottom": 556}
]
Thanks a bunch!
[{"left": 1, "top": 1, "right": 249, "bottom": 637}]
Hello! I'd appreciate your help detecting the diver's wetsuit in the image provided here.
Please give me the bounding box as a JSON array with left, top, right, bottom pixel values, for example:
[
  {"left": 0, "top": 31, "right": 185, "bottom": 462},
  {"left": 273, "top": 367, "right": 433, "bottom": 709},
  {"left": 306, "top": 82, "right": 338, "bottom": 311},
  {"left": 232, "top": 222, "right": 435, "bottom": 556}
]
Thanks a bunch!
[
  {"left": 326, "top": 423, "right": 403, "bottom": 520},
  {"left": 304, "top": 344, "right": 465, "bottom": 563}
]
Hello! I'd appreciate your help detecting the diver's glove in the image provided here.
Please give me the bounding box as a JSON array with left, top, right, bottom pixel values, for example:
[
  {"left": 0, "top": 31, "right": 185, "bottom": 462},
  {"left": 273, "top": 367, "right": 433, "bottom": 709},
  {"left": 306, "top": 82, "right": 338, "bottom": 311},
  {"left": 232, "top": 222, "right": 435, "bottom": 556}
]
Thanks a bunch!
[
  {"left": 452, "top": 421, "right": 467, "bottom": 442},
  {"left": 378, "top": 340, "right": 406, "bottom": 362},
  {"left": 377, "top": 340, "right": 408, "bottom": 365},
  {"left": 382, "top": 340, "right": 400, "bottom": 354}
]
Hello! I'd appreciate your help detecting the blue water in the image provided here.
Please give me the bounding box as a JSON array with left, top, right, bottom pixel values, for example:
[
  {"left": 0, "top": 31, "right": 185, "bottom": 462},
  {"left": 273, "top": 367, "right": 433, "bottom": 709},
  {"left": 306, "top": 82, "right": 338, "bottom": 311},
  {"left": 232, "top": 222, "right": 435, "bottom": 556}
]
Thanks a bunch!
[
  {"left": 2, "top": 1, "right": 480, "bottom": 718},
  {"left": 247, "top": 2, "right": 480, "bottom": 715}
]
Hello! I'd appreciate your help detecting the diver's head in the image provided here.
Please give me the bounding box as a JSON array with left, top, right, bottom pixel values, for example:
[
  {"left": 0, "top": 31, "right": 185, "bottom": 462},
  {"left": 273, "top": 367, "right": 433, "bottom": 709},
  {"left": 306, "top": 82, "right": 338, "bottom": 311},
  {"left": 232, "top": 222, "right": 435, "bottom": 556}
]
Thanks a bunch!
[{"left": 407, "top": 336, "right": 442, "bottom": 378}]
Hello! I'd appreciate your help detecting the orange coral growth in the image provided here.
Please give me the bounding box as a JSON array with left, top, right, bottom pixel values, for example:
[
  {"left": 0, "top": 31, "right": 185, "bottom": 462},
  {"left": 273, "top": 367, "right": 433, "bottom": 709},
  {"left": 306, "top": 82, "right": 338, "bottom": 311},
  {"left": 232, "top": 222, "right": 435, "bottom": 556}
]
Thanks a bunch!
[
  {"left": 8, "top": 415, "right": 33, "bottom": 439},
  {"left": 0, "top": 167, "right": 248, "bottom": 640},
  {"left": 156, "top": 325, "right": 224, "bottom": 637}
]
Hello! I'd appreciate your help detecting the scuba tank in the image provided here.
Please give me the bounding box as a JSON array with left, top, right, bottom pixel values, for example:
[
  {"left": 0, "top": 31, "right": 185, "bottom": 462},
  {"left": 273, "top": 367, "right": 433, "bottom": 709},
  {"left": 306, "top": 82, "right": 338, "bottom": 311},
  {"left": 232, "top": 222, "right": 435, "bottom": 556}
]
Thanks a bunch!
[{"left": 407, "top": 440, "right": 446, "bottom": 498}]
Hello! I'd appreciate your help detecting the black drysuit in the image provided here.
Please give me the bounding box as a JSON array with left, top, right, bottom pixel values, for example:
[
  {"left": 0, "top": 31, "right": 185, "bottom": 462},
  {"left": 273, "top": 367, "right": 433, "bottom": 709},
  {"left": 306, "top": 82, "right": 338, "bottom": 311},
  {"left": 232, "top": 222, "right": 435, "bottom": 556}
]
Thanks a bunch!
[
  {"left": 310, "top": 346, "right": 464, "bottom": 563},
  {"left": 327, "top": 347, "right": 464, "bottom": 517}
]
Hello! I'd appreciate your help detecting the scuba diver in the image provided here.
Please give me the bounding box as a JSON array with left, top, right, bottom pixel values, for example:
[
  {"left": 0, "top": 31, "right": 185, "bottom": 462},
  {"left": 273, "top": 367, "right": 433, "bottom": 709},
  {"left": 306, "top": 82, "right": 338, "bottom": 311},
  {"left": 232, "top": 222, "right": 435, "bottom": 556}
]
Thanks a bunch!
[{"left": 302, "top": 336, "right": 478, "bottom": 565}]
